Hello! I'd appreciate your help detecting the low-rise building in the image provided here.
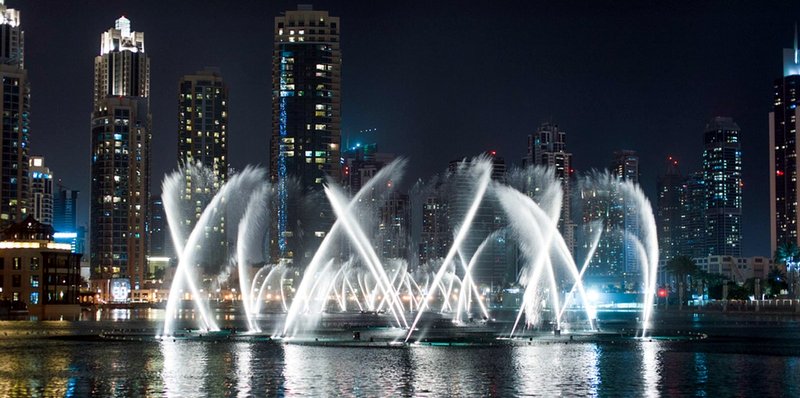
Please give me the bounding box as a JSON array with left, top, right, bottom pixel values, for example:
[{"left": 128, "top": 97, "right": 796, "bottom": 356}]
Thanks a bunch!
[
  {"left": 0, "top": 216, "right": 82, "bottom": 319},
  {"left": 694, "top": 256, "right": 778, "bottom": 282}
]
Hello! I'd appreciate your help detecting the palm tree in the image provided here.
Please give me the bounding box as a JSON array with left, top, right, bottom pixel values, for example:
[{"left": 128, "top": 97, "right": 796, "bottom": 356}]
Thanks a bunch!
[
  {"left": 775, "top": 241, "right": 799, "bottom": 266},
  {"left": 775, "top": 241, "right": 800, "bottom": 298},
  {"left": 666, "top": 255, "right": 698, "bottom": 307}
]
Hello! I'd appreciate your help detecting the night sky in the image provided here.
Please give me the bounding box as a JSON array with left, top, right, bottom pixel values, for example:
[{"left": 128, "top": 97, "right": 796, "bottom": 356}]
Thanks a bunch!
[{"left": 14, "top": 0, "right": 800, "bottom": 257}]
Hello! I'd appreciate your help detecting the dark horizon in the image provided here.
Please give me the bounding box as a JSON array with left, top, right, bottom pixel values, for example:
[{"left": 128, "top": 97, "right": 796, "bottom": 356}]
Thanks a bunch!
[{"left": 15, "top": 0, "right": 800, "bottom": 257}]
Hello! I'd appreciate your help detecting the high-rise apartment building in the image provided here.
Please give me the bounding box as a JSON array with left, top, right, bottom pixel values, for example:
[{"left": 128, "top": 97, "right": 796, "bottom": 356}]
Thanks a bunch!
[
  {"left": 447, "top": 153, "right": 510, "bottom": 288},
  {"left": 90, "top": 17, "right": 151, "bottom": 298},
  {"left": 703, "top": 117, "right": 742, "bottom": 256},
  {"left": 177, "top": 68, "right": 228, "bottom": 269},
  {"left": 271, "top": 6, "right": 341, "bottom": 264},
  {"left": 682, "top": 172, "right": 707, "bottom": 258},
  {"left": 178, "top": 67, "right": 228, "bottom": 182},
  {"left": 581, "top": 150, "right": 640, "bottom": 290},
  {"left": 656, "top": 157, "right": 684, "bottom": 262},
  {"left": 770, "top": 28, "right": 800, "bottom": 255},
  {"left": 53, "top": 186, "right": 80, "bottom": 253},
  {"left": 525, "top": 122, "right": 575, "bottom": 254},
  {"left": 28, "top": 156, "right": 52, "bottom": 225},
  {"left": 0, "top": 1, "right": 28, "bottom": 227}
]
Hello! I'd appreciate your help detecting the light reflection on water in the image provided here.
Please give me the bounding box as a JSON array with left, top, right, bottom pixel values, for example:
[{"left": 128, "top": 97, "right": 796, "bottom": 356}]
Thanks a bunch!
[
  {"left": 641, "top": 341, "right": 661, "bottom": 398},
  {"left": 0, "top": 325, "right": 798, "bottom": 397}
]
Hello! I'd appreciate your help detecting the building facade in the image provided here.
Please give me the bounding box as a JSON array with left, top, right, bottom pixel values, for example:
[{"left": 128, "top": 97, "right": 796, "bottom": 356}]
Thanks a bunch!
[
  {"left": 28, "top": 156, "right": 52, "bottom": 226},
  {"left": 703, "top": 117, "right": 742, "bottom": 257},
  {"left": 0, "top": 216, "right": 81, "bottom": 319},
  {"left": 525, "top": 122, "right": 575, "bottom": 254},
  {"left": 656, "top": 157, "right": 684, "bottom": 262},
  {"left": 0, "top": 1, "right": 28, "bottom": 228},
  {"left": 177, "top": 67, "right": 228, "bottom": 269},
  {"left": 769, "top": 29, "right": 800, "bottom": 255},
  {"left": 271, "top": 6, "right": 341, "bottom": 264},
  {"left": 90, "top": 17, "right": 151, "bottom": 298},
  {"left": 447, "top": 153, "right": 510, "bottom": 289}
]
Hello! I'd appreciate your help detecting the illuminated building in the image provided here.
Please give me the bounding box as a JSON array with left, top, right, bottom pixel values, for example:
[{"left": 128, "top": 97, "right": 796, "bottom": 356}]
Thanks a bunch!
[
  {"left": 524, "top": 122, "right": 575, "bottom": 254},
  {"left": 90, "top": 17, "right": 151, "bottom": 299},
  {"left": 0, "top": 216, "right": 81, "bottom": 319},
  {"left": 580, "top": 150, "right": 639, "bottom": 290},
  {"left": 52, "top": 187, "right": 80, "bottom": 252},
  {"left": 177, "top": 68, "right": 228, "bottom": 270},
  {"left": 270, "top": 5, "right": 341, "bottom": 264},
  {"left": 0, "top": 1, "right": 29, "bottom": 227},
  {"left": 703, "top": 117, "right": 742, "bottom": 256},
  {"left": 378, "top": 192, "right": 410, "bottom": 260},
  {"left": 28, "top": 156, "right": 52, "bottom": 226},
  {"left": 769, "top": 27, "right": 800, "bottom": 255},
  {"left": 418, "top": 191, "right": 449, "bottom": 266},
  {"left": 656, "top": 157, "right": 684, "bottom": 262},
  {"left": 693, "top": 256, "right": 776, "bottom": 283},
  {"left": 682, "top": 172, "right": 706, "bottom": 258},
  {"left": 447, "top": 152, "right": 510, "bottom": 289}
]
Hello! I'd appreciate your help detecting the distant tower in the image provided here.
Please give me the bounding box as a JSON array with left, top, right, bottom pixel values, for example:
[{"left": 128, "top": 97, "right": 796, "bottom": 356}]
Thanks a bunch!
[
  {"left": 770, "top": 26, "right": 800, "bottom": 255},
  {"left": 656, "top": 156, "right": 683, "bottom": 262},
  {"left": 703, "top": 117, "right": 742, "bottom": 256},
  {"left": 526, "top": 122, "right": 575, "bottom": 254},
  {"left": 682, "top": 171, "right": 706, "bottom": 258},
  {"left": 53, "top": 185, "right": 80, "bottom": 252},
  {"left": 28, "top": 156, "right": 53, "bottom": 225},
  {"left": 177, "top": 67, "right": 229, "bottom": 269},
  {"left": 447, "top": 152, "right": 509, "bottom": 288},
  {"left": 90, "top": 16, "right": 151, "bottom": 297},
  {"left": 0, "top": 1, "right": 28, "bottom": 227},
  {"left": 271, "top": 6, "right": 341, "bottom": 264}
]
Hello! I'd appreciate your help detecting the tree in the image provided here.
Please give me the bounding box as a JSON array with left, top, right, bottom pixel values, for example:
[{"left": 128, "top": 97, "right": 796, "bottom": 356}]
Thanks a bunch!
[
  {"left": 775, "top": 241, "right": 800, "bottom": 298},
  {"left": 666, "top": 255, "right": 698, "bottom": 306},
  {"left": 766, "top": 267, "right": 788, "bottom": 297}
]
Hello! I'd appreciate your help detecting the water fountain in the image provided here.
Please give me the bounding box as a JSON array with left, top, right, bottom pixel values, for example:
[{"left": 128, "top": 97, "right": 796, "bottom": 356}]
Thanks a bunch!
[{"left": 159, "top": 156, "right": 659, "bottom": 341}]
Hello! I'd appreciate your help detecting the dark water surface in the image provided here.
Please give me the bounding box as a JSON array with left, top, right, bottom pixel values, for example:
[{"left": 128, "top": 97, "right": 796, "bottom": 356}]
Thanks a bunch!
[{"left": 0, "top": 320, "right": 798, "bottom": 397}]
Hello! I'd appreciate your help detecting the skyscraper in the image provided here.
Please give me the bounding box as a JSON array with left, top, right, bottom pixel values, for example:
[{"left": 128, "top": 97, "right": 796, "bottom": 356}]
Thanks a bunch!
[
  {"left": 53, "top": 186, "right": 80, "bottom": 253},
  {"left": 770, "top": 27, "right": 800, "bottom": 255},
  {"left": 447, "top": 153, "right": 510, "bottom": 288},
  {"left": 582, "top": 150, "right": 640, "bottom": 289},
  {"left": 177, "top": 67, "right": 228, "bottom": 269},
  {"left": 682, "top": 171, "right": 706, "bottom": 258},
  {"left": 178, "top": 67, "right": 228, "bottom": 182},
  {"left": 656, "top": 156, "right": 684, "bottom": 262},
  {"left": 271, "top": 6, "right": 341, "bottom": 264},
  {"left": 0, "top": 1, "right": 28, "bottom": 227},
  {"left": 28, "top": 156, "right": 53, "bottom": 225},
  {"left": 90, "top": 17, "right": 151, "bottom": 298},
  {"left": 525, "top": 122, "right": 575, "bottom": 253},
  {"left": 703, "top": 116, "right": 742, "bottom": 256},
  {"left": 612, "top": 150, "right": 640, "bottom": 281}
]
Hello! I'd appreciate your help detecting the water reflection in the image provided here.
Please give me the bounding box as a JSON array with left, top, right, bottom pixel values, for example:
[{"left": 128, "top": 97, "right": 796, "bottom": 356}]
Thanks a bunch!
[
  {"left": 235, "top": 342, "right": 252, "bottom": 398},
  {"left": 161, "top": 340, "right": 208, "bottom": 397},
  {"left": 640, "top": 341, "right": 661, "bottom": 397},
  {"left": 0, "top": 322, "right": 799, "bottom": 397},
  {"left": 511, "top": 343, "right": 600, "bottom": 396},
  {"left": 284, "top": 344, "right": 414, "bottom": 395}
]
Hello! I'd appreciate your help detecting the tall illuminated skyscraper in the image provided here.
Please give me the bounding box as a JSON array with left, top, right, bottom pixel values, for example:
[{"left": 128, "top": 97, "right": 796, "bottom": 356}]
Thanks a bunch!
[
  {"left": 656, "top": 157, "right": 683, "bottom": 262},
  {"left": 28, "top": 156, "right": 52, "bottom": 225},
  {"left": 177, "top": 67, "right": 228, "bottom": 269},
  {"left": 0, "top": 1, "right": 28, "bottom": 227},
  {"left": 525, "top": 122, "right": 575, "bottom": 253},
  {"left": 90, "top": 17, "right": 151, "bottom": 298},
  {"left": 770, "top": 27, "right": 800, "bottom": 255},
  {"left": 271, "top": 6, "right": 341, "bottom": 264},
  {"left": 704, "top": 117, "right": 742, "bottom": 256}
]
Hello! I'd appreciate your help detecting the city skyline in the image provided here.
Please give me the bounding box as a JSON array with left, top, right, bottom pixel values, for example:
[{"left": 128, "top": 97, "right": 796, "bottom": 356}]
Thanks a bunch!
[{"left": 8, "top": 0, "right": 800, "bottom": 257}]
